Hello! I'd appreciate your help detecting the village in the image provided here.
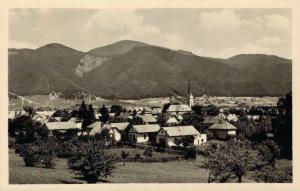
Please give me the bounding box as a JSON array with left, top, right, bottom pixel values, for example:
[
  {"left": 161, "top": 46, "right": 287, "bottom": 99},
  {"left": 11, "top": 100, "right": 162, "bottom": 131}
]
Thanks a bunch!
[
  {"left": 8, "top": 83, "right": 292, "bottom": 184},
  {"left": 8, "top": 84, "right": 275, "bottom": 149}
]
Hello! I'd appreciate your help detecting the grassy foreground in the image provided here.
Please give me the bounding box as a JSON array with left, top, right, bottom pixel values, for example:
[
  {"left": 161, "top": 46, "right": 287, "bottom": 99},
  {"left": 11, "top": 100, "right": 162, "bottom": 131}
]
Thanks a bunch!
[{"left": 10, "top": 148, "right": 274, "bottom": 184}]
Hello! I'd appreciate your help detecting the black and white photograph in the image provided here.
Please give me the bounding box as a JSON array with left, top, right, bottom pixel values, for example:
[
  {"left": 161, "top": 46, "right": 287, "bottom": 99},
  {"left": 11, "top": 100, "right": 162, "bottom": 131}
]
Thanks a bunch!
[{"left": 1, "top": 0, "right": 299, "bottom": 189}]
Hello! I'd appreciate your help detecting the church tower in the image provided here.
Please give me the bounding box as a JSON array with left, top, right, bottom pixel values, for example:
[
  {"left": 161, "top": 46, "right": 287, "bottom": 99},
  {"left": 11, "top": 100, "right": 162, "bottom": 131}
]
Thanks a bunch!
[{"left": 188, "top": 79, "right": 194, "bottom": 108}]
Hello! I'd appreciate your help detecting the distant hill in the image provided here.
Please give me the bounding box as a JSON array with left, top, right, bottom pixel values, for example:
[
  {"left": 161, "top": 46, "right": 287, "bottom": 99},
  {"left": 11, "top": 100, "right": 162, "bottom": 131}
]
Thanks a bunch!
[
  {"left": 9, "top": 41, "right": 292, "bottom": 99},
  {"left": 9, "top": 43, "right": 86, "bottom": 97},
  {"left": 88, "top": 40, "right": 150, "bottom": 57}
]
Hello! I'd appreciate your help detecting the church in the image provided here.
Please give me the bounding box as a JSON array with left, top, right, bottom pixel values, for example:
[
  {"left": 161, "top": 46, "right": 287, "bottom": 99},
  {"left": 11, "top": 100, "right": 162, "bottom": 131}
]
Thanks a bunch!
[{"left": 166, "top": 80, "right": 194, "bottom": 114}]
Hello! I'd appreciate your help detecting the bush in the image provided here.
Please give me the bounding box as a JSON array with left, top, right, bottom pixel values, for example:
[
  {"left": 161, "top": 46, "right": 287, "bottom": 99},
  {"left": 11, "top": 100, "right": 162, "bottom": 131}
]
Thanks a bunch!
[
  {"left": 8, "top": 137, "right": 16, "bottom": 149},
  {"left": 254, "top": 165, "right": 292, "bottom": 183},
  {"left": 20, "top": 140, "right": 56, "bottom": 168},
  {"left": 143, "top": 148, "right": 153, "bottom": 158},
  {"left": 134, "top": 153, "right": 141, "bottom": 160},
  {"left": 68, "top": 141, "right": 116, "bottom": 183},
  {"left": 121, "top": 151, "right": 129, "bottom": 159},
  {"left": 184, "top": 147, "right": 196, "bottom": 160}
]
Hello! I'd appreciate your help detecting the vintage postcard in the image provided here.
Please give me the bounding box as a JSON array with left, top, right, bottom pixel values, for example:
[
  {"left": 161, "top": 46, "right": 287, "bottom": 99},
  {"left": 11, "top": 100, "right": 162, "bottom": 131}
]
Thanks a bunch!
[{"left": 0, "top": 0, "right": 300, "bottom": 191}]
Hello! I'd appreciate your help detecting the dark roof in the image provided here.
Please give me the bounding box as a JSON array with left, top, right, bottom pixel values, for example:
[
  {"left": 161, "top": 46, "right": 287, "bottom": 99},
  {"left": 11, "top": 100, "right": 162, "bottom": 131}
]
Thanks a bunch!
[{"left": 209, "top": 120, "right": 237, "bottom": 130}]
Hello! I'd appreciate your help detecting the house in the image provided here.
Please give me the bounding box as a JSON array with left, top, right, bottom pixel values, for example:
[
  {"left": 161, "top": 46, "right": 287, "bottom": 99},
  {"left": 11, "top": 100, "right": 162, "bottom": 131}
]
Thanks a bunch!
[
  {"left": 68, "top": 117, "right": 82, "bottom": 129},
  {"left": 156, "top": 126, "right": 206, "bottom": 147},
  {"left": 86, "top": 122, "right": 111, "bottom": 136},
  {"left": 110, "top": 122, "right": 129, "bottom": 142},
  {"left": 165, "top": 115, "right": 181, "bottom": 125},
  {"left": 247, "top": 115, "right": 260, "bottom": 120},
  {"left": 226, "top": 114, "right": 239, "bottom": 122},
  {"left": 208, "top": 120, "right": 237, "bottom": 139},
  {"left": 203, "top": 115, "right": 223, "bottom": 128},
  {"left": 128, "top": 124, "right": 161, "bottom": 143},
  {"left": 151, "top": 107, "right": 162, "bottom": 115},
  {"left": 141, "top": 114, "right": 157, "bottom": 124},
  {"left": 166, "top": 104, "right": 192, "bottom": 115},
  {"left": 36, "top": 111, "right": 55, "bottom": 117},
  {"left": 32, "top": 114, "right": 49, "bottom": 124},
  {"left": 45, "top": 121, "right": 79, "bottom": 136}
]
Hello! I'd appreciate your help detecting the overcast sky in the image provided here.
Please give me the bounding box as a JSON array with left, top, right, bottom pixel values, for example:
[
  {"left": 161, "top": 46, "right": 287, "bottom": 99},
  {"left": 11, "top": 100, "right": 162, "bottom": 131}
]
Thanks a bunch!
[{"left": 9, "top": 8, "right": 291, "bottom": 59}]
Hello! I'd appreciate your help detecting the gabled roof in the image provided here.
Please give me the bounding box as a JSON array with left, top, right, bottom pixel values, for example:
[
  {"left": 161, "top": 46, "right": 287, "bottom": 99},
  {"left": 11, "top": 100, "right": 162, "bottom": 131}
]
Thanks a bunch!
[
  {"left": 132, "top": 124, "right": 161, "bottom": 133},
  {"left": 151, "top": 107, "right": 162, "bottom": 114},
  {"left": 141, "top": 114, "right": 157, "bottom": 123},
  {"left": 36, "top": 111, "right": 55, "bottom": 117},
  {"left": 167, "top": 104, "right": 191, "bottom": 112},
  {"left": 111, "top": 122, "right": 129, "bottom": 131},
  {"left": 209, "top": 120, "right": 237, "bottom": 130},
  {"left": 162, "top": 126, "right": 200, "bottom": 137},
  {"left": 87, "top": 122, "right": 102, "bottom": 135},
  {"left": 203, "top": 116, "right": 222, "bottom": 124},
  {"left": 87, "top": 122, "right": 111, "bottom": 135},
  {"left": 68, "top": 117, "right": 81, "bottom": 122},
  {"left": 45, "top": 122, "right": 78, "bottom": 130}
]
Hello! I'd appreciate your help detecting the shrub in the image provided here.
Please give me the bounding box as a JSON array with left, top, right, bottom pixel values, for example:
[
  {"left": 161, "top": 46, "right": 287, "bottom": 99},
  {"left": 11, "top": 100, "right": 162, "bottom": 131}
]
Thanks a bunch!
[
  {"left": 8, "top": 137, "right": 16, "bottom": 149},
  {"left": 254, "top": 165, "right": 292, "bottom": 183},
  {"left": 184, "top": 147, "right": 197, "bottom": 160},
  {"left": 20, "top": 140, "right": 56, "bottom": 168},
  {"left": 143, "top": 148, "right": 153, "bottom": 158},
  {"left": 68, "top": 141, "right": 116, "bottom": 183},
  {"left": 121, "top": 151, "right": 129, "bottom": 160},
  {"left": 134, "top": 153, "right": 141, "bottom": 160}
]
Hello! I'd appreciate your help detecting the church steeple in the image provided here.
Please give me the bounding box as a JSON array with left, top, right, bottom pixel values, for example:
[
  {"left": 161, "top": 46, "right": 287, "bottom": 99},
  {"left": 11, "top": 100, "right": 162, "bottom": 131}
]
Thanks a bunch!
[{"left": 188, "top": 79, "right": 194, "bottom": 108}]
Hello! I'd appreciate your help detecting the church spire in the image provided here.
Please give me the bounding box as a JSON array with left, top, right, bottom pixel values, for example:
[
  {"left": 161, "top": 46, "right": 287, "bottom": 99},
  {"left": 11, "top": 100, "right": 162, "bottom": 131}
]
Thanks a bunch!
[{"left": 188, "top": 78, "right": 191, "bottom": 95}]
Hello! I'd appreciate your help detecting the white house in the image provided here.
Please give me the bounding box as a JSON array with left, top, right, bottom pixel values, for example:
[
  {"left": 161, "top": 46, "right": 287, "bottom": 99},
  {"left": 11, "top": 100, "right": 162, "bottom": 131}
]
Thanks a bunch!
[
  {"left": 156, "top": 126, "right": 206, "bottom": 147},
  {"left": 165, "top": 115, "right": 181, "bottom": 125},
  {"left": 45, "top": 121, "right": 79, "bottom": 136},
  {"left": 208, "top": 120, "right": 237, "bottom": 139},
  {"left": 226, "top": 114, "right": 239, "bottom": 122},
  {"left": 128, "top": 124, "right": 161, "bottom": 143},
  {"left": 110, "top": 122, "right": 129, "bottom": 142}
]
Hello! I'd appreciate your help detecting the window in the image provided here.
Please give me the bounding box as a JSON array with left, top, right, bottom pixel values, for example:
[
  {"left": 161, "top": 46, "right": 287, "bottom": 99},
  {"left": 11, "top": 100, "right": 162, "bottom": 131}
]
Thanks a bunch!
[
  {"left": 201, "top": 139, "right": 204, "bottom": 143},
  {"left": 144, "top": 134, "right": 147, "bottom": 139}
]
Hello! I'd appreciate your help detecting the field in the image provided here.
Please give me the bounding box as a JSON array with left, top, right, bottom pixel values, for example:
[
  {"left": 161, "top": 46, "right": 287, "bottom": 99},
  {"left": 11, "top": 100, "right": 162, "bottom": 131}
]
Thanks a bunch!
[
  {"left": 9, "top": 148, "right": 263, "bottom": 184},
  {"left": 9, "top": 95, "right": 279, "bottom": 111}
]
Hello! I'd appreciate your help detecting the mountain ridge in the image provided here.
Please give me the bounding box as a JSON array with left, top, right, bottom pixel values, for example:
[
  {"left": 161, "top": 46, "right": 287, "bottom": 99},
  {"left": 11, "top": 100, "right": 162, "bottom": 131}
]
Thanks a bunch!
[{"left": 9, "top": 40, "right": 292, "bottom": 99}]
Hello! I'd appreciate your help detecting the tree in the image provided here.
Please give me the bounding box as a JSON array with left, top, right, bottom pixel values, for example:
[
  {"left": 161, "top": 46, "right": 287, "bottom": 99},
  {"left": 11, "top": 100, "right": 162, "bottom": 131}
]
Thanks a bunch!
[
  {"left": 99, "top": 105, "right": 109, "bottom": 123},
  {"left": 82, "top": 104, "right": 96, "bottom": 129},
  {"left": 257, "top": 140, "right": 280, "bottom": 167},
  {"left": 191, "top": 105, "right": 204, "bottom": 116},
  {"left": 156, "top": 113, "right": 170, "bottom": 127},
  {"left": 162, "top": 103, "right": 171, "bottom": 113},
  {"left": 254, "top": 165, "right": 292, "bottom": 183},
  {"left": 68, "top": 141, "right": 116, "bottom": 183},
  {"left": 23, "top": 106, "right": 36, "bottom": 117},
  {"left": 78, "top": 100, "right": 87, "bottom": 120},
  {"left": 110, "top": 105, "right": 124, "bottom": 113},
  {"left": 206, "top": 104, "right": 219, "bottom": 116},
  {"left": 181, "top": 113, "right": 204, "bottom": 132},
  {"left": 273, "top": 91, "right": 292, "bottom": 159},
  {"left": 202, "top": 140, "right": 259, "bottom": 183}
]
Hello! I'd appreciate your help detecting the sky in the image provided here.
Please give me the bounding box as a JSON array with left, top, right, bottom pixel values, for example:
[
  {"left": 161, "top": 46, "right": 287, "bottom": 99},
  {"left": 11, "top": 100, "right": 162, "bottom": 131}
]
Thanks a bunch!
[{"left": 9, "top": 8, "right": 291, "bottom": 59}]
